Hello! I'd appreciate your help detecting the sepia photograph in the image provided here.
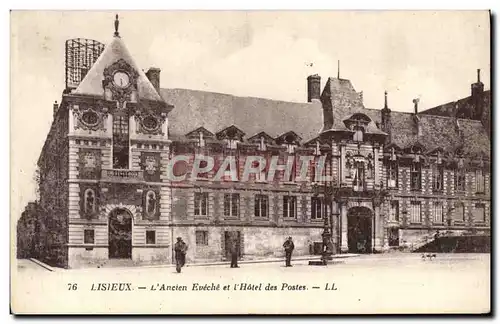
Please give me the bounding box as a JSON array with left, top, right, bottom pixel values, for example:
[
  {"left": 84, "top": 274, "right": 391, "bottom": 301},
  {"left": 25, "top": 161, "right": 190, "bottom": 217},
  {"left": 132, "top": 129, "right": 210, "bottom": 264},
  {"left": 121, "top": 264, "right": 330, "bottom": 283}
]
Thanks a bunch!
[{"left": 10, "top": 10, "right": 491, "bottom": 315}]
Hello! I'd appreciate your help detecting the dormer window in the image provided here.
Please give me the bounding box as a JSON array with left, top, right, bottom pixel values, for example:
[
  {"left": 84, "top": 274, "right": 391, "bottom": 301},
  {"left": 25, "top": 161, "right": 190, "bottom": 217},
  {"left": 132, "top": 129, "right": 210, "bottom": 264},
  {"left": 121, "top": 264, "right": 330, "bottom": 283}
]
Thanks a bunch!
[
  {"left": 185, "top": 127, "right": 214, "bottom": 148},
  {"left": 259, "top": 136, "right": 266, "bottom": 151},
  {"left": 353, "top": 126, "right": 364, "bottom": 142},
  {"left": 216, "top": 125, "right": 245, "bottom": 150},
  {"left": 276, "top": 132, "right": 301, "bottom": 154}
]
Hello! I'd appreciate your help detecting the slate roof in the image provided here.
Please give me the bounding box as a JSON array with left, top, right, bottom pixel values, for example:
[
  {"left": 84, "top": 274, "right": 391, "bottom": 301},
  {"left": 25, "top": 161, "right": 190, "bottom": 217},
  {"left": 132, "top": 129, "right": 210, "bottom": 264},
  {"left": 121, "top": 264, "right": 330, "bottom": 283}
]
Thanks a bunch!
[
  {"left": 160, "top": 88, "right": 324, "bottom": 143},
  {"left": 73, "top": 36, "right": 163, "bottom": 102},
  {"left": 365, "top": 108, "right": 490, "bottom": 158},
  {"left": 419, "top": 90, "right": 491, "bottom": 120}
]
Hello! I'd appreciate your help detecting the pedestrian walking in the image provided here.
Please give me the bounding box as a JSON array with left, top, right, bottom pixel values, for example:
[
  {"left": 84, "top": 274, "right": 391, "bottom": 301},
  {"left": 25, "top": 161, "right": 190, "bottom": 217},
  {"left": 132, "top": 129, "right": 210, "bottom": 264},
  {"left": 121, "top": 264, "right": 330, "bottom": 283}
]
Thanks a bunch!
[
  {"left": 283, "top": 236, "right": 295, "bottom": 267},
  {"left": 229, "top": 236, "right": 240, "bottom": 268},
  {"left": 174, "top": 237, "right": 188, "bottom": 273}
]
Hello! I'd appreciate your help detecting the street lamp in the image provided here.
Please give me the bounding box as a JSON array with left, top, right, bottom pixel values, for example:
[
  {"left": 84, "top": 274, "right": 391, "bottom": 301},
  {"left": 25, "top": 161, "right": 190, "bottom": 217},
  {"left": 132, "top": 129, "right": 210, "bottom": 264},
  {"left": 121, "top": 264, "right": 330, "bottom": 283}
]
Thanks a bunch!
[{"left": 312, "top": 181, "right": 337, "bottom": 265}]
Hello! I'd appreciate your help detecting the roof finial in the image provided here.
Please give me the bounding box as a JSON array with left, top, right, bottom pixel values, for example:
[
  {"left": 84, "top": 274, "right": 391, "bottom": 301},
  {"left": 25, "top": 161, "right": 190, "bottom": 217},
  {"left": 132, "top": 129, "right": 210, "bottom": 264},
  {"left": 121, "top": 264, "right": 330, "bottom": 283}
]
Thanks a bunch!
[
  {"left": 114, "top": 14, "right": 120, "bottom": 37},
  {"left": 477, "top": 68, "right": 481, "bottom": 83},
  {"left": 337, "top": 60, "right": 340, "bottom": 79},
  {"left": 384, "top": 90, "right": 388, "bottom": 109}
]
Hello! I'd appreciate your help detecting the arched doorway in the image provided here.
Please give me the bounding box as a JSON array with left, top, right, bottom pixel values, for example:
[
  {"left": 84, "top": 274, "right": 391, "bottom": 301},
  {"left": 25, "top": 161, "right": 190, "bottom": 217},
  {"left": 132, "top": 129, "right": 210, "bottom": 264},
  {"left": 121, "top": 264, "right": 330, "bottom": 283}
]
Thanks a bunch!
[
  {"left": 347, "top": 207, "right": 373, "bottom": 253},
  {"left": 108, "top": 208, "right": 133, "bottom": 259}
]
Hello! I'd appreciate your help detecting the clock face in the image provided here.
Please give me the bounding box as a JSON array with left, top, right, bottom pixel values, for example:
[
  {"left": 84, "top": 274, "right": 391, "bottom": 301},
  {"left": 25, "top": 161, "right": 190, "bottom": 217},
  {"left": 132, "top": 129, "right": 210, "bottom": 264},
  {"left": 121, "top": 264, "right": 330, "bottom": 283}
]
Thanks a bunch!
[{"left": 113, "top": 71, "right": 130, "bottom": 88}]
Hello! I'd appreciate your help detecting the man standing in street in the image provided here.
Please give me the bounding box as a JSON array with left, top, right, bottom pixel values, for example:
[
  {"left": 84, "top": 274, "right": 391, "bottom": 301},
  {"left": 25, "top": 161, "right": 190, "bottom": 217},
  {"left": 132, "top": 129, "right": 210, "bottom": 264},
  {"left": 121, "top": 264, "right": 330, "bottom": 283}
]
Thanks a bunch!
[
  {"left": 283, "top": 236, "right": 295, "bottom": 267},
  {"left": 174, "top": 237, "right": 188, "bottom": 273},
  {"left": 229, "top": 235, "right": 240, "bottom": 268}
]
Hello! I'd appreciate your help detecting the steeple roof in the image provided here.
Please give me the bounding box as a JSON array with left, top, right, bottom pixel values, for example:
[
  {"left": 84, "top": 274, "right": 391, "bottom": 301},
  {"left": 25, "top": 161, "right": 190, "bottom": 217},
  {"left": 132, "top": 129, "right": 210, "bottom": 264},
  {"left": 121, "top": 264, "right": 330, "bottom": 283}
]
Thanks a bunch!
[{"left": 73, "top": 35, "right": 163, "bottom": 102}]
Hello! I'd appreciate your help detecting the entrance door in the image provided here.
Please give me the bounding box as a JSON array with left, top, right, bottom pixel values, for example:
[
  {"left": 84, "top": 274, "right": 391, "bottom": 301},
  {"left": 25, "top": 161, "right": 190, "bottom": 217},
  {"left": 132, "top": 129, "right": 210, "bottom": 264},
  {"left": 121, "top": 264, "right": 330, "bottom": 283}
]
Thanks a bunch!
[
  {"left": 108, "top": 208, "right": 133, "bottom": 259},
  {"left": 347, "top": 207, "right": 373, "bottom": 253},
  {"left": 224, "top": 231, "right": 241, "bottom": 260}
]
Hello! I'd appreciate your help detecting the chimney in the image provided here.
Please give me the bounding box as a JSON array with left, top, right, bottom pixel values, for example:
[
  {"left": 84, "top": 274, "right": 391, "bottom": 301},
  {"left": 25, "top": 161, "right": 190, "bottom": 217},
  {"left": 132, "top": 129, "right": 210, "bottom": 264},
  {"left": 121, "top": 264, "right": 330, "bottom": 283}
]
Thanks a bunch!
[
  {"left": 307, "top": 74, "right": 321, "bottom": 102},
  {"left": 53, "top": 100, "right": 59, "bottom": 118},
  {"left": 146, "top": 67, "right": 161, "bottom": 93},
  {"left": 381, "top": 91, "right": 392, "bottom": 142},
  {"left": 471, "top": 68, "right": 485, "bottom": 119},
  {"left": 413, "top": 98, "right": 419, "bottom": 115}
]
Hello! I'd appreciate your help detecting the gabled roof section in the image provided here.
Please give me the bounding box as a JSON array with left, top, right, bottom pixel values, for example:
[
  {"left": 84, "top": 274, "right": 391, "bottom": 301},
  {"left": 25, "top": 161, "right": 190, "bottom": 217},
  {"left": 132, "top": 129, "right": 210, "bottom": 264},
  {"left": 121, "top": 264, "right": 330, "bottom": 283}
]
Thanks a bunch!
[
  {"left": 185, "top": 126, "right": 215, "bottom": 139},
  {"left": 74, "top": 36, "right": 162, "bottom": 102},
  {"left": 275, "top": 131, "right": 302, "bottom": 145},
  {"left": 216, "top": 125, "right": 246, "bottom": 141},
  {"left": 247, "top": 131, "right": 275, "bottom": 144},
  {"left": 160, "top": 88, "right": 324, "bottom": 143}
]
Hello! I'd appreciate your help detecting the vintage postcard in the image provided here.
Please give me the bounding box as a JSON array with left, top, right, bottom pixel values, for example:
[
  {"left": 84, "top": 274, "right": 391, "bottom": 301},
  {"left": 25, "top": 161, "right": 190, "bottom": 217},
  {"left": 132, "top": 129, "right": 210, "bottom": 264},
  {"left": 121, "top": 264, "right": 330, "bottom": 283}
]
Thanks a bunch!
[{"left": 10, "top": 10, "right": 491, "bottom": 314}]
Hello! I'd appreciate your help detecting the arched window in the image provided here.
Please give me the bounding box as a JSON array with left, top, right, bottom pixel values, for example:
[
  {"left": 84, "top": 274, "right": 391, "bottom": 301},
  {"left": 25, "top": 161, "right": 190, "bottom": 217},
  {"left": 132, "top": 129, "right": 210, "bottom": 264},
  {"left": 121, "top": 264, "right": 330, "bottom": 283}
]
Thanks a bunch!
[
  {"left": 145, "top": 191, "right": 157, "bottom": 216},
  {"left": 84, "top": 189, "right": 96, "bottom": 214}
]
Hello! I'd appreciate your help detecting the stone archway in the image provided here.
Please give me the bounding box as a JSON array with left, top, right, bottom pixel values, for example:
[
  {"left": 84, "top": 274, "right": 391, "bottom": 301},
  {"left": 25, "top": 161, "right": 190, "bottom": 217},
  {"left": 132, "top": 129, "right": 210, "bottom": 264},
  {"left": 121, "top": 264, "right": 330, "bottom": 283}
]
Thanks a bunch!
[
  {"left": 108, "top": 208, "right": 133, "bottom": 259},
  {"left": 347, "top": 206, "right": 373, "bottom": 254}
]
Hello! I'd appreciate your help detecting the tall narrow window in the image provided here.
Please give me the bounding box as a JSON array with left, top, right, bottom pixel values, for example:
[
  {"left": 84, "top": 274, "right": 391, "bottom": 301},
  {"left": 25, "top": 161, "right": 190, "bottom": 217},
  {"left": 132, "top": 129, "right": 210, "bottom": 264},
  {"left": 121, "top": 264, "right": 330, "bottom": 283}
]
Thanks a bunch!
[
  {"left": 283, "top": 196, "right": 297, "bottom": 219},
  {"left": 311, "top": 197, "right": 324, "bottom": 220},
  {"left": 146, "top": 230, "right": 156, "bottom": 244},
  {"left": 455, "top": 168, "right": 466, "bottom": 191},
  {"left": 410, "top": 201, "right": 422, "bottom": 223},
  {"left": 453, "top": 203, "right": 466, "bottom": 222},
  {"left": 387, "top": 161, "right": 398, "bottom": 188},
  {"left": 433, "top": 164, "right": 444, "bottom": 191},
  {"left": 254, "top": 194, "right": 268, "bottom": 218},
  {"left": 476, "top": 169, "right": 485, "bottom": 193},
  {"left": 474, "top": 203, "right": 486, "bottom": 222},
  {"left": 353, "top": 161, "right": 365, "bottom": 190},
  {"left": 433, "top": 202, "right": 443, "bottom": 224},
  {"left": 112, "top": 113, "right": 129, "bottom": 169},
  {"left": 194, "top": 192, "right": 208, "bottom": 217},
  {"left": 410, "top": 162, "right": 421, "bottom": 190},
  {"left": 389, "top": 201, "right": 399, "bottom": 222},
  {"left": 224, "top": 193, "right": 240, "bottom": 217}
]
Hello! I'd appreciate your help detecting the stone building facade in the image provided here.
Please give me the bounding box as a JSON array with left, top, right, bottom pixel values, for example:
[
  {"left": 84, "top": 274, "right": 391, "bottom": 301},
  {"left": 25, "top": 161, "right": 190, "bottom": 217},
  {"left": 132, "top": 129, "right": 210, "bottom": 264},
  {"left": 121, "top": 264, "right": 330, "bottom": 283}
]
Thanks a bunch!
[{"left": 30, "top": 21, "right": 490, "bottom": 268}]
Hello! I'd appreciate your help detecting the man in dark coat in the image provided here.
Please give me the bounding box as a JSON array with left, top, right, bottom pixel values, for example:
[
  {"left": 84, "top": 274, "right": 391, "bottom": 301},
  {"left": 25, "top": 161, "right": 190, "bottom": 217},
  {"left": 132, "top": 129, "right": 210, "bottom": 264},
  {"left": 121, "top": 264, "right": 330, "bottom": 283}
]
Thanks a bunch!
[
  {"left": 283, "top": 236, "right": 295, "bottom": 267},
  {"left": 229, "top": 236, "right": 240, "bottom": 268},
  {"left": 174, "top": 237, "right": 188, "bottom": 273}
]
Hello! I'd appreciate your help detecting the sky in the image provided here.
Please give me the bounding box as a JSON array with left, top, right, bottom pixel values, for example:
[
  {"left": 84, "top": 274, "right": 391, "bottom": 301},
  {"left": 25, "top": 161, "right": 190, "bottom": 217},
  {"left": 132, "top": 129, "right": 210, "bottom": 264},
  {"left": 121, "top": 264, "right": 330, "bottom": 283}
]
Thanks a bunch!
[{"left": 10, "top": 11, "right": 490, "bottom": 218}]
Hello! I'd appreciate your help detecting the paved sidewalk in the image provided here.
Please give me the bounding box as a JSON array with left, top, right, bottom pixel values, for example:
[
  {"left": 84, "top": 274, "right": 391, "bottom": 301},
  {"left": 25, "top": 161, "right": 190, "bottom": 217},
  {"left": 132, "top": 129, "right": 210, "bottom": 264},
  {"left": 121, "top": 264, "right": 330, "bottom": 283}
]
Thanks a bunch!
[{"left": 30, "top": 253, "right": 360, "bottom": 271}]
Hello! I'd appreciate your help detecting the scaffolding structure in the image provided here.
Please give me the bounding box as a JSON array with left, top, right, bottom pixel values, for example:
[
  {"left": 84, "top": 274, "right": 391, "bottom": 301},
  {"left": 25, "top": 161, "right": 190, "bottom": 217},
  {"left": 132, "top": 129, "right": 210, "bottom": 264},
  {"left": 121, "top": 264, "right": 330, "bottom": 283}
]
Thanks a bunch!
[{"left": 65, "top": 38, "right": 105, "bottom": 90}]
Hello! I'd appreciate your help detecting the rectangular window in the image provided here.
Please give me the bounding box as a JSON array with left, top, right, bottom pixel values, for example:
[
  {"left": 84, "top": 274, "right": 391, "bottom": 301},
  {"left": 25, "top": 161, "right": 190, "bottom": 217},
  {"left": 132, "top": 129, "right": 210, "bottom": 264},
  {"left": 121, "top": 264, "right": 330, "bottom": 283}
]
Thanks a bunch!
[
  {"left": 388, "top": 228, "right": 399, "bottom": 247},
  {"left": 195, "top": 230, "right": 209, "bottom": 245},
  {"left": 455, "top": 169, "right": 466, "bottom": 191},
  {"left": 476, "top": 169, "right": 485, "bottom": 193},
  {"left": 433, "top": 164, "right": 444, "bottom": 191},
  {"left": 146, "top": 230, "right": 156, "bottom": 244},
  {"left": 453, "top": 203, "right": 466, "bottom": 222},
  {"left": 311, "top": 197, "right": 324, "bottom": 220},
  {"left": 84, "top": 229, "right": 94, "bottom": 244},
  {"left": 353, "top": 161, "right": 365, "bottom": 190},
  {"left": 433, "top": 202, "right": 443, "bottom": 224},
  {"left": 254, "top": 156, "right": 268, "bottom": 182},
  {"left": 410, "top": 162, "right": 421, "bottom": 190},
  {"left": 194, "top": 192, "right": 209, "bottom": 217},
  {"left": 474, "top": 203, "right": 486, "bottom": 222},
  {"left": 254, "top": 194, "right": 269, "bottom": 218},
  {"left": 387, "top": 161, "right": 398, "bottom": 188},
  {"left": 410, "top": 201, "right": 422, "bottom": 224},
  {"left": 389, "top": 201, "right": 399, "bottom": 222},
  {"left": 283, "top": 196, "right": 297, "bottom": 219},
  {"left": 112, "top": 113, "right": 130, "bottom": 169},
  {"left": 224, "top": 193, "right": 240, "bottom": 217},
  {"left": 312, "top": 156, "right": 327, "bottom": 183}
]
